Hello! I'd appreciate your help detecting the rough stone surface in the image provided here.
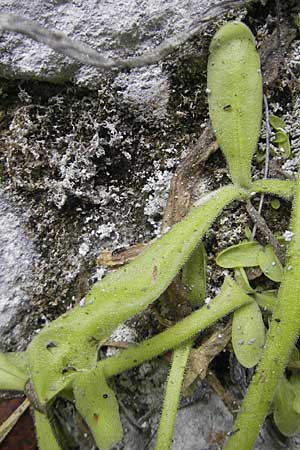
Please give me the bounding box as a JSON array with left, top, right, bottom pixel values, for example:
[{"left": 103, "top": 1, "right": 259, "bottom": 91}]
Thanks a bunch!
[
  {"left": 0, "top": 189, "right": 38, "bottom": 349},
  {"left": 0, "top": 0, "right": 215, "bottom": 115}
]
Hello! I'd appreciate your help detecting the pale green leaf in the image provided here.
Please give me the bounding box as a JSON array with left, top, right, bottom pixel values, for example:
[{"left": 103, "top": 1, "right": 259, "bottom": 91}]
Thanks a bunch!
[
  {"left": 34, "top": 410, "right": 61, "bottom": 450},
  {"left": 232, "top": 301, "right": 265, "bottom": 368},
  {"left": 250, "top": 179, "right": 295, "bottom": 199},
  {"left": 254, "top": 291, "right": 277, "bottom": 311},
  {"left": 4, "top": 352, "right": 28, "bottom": 374},
  {"left": 234, "top": 267, "right": 255, "bottom": 294},
  {"left": 73, "top": 368, "right": 123, "bottom": 450},
  {"left": 27, "top": 184, "right": 244, "bottom": 406},
  {"left": 291, "top": 374, "right": 300, "bottom": 414},
  {"left": 273, "top": 376, "right": 300, "bottom": 436},
  {"left": 0, "top": 352, "right": 27, "bottom": 391},
  {"left": 182, "top": 243, "right": 207, "bottom": 307},
  {"left": 207, "top": 21, "right": 262, "bottom": 187},
  {"left": 216, "top": 241, "right": 263, "bottom": 268},
  {"left": 257, "top": 244, "right": 283, "bottom": 282}
]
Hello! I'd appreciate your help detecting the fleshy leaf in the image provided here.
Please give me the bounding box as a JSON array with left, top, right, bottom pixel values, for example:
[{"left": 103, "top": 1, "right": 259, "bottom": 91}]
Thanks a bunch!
[
  {"left": 34, "top": 410, "right": 61, "bottom": 450},
  {"left": 232, "top": 301, "right": 265, "bottom": 368},
  {"left": 0, "top": 352, "right": 27, "bottom": 391},
  {"left": 73, "top": 368, "right": 123, "bottom": 450},
  {"left": 27, "top": 184, "right": 244, "bottom": 406},
  {"left": 273, "top": 376, "right": 300, "bottom": 437},
  {"left": 257, "top": 244, "right": 283, "bottom": 282},
  {"left": 182, "top": 243, "right": 207, "bottom": 307},
  {"left": 207, "top": 21, "right": 262, "bottom": 187},
  {"left": 216, "top": 241, "right": 263, "bottom": 268}
]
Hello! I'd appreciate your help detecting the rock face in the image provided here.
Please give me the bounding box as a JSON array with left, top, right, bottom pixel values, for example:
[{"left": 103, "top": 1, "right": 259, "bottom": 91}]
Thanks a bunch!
[
  {"left": 0, "top": 0, "right": 300, "bottom": 449},
  {"left": 0, "top": 0, "right": 214, "bottom": 113},
  {"left": 0, "top": 189, "right": 38, "bottom": 348}
]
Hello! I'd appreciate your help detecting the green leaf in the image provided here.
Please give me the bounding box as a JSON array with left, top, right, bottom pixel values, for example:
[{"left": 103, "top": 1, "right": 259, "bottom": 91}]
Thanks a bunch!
[
  {"left": 34, "top": 410, "right": 61, "bottom": 450},
  {"left": 250, "top": 179, "right": 295, "bottom": 199},
  {"left": 0, "top": 353, "right": 27, "bottom": 391},
  {"left": 27, "top": 184, "right": 245, "bottom": 406},
  {"left": 4, "top": 352, "right": 28, "bottom": 374},
  {"left": 254, "top": 291, "right": 277, "bottom": 311},
  {"left": 207, "top": 21, "right": 262, "bottom": 187},
  {"left": 270, "top": 198, "right": 281, "bottom": 210},
  {"left": 257, "top": 244, "right": 283, "bottom": 282},
  {"left": 273, "top": 376, "right": 300, "bottom": 436},
  {"left": 73, "top": 368, "right": 123, "bottom": 450},
  {"left": 232, "top": 301, "right": 265, "bottom": 368},
  {"left": 291, "top": 374, "right": 300, "bottom": 414},
  {"left": 182, "top": 243, "right": 207, "bottom": 307},
  {"left": 216, "top": 241, "right": 263, "bottom": 268},
  {"left": 274, "top": 130, "right": 287, "bottom": 144},
  {"left": 234, "top": 268, "right": 255, "bottom": 294},
  {"left": 101, "top": 276, "right": 253, "bottom": 378},
  {"left": 273, "top": 131, "right": 291, "bottom": 158},
  {"left": 269, "top": 115, "right": 286, "bottom": 130}
]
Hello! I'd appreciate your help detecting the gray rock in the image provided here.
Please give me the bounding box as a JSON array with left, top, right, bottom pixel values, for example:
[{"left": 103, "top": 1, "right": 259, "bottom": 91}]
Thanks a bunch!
[
  {"left": 0, "top": 0, "right": 215, "bottom": 113},
  {"left": 0, "top": 189, "right": 38, "bottom": 349}
]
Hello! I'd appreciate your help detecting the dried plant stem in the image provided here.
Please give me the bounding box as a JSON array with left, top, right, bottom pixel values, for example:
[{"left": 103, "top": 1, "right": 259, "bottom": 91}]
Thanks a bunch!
[
  {"left": 251, "top": 94, "right": 271, "bottom": 239},
  {"left": 0, "top": 1, "right": 256, "bottom": 71},
  {"left": 0, "top": 398, "right": 30, "bottom": 444}
]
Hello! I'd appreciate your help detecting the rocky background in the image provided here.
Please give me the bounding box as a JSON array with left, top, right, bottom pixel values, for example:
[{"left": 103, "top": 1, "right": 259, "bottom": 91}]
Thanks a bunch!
[{"left": 0, "top": 0, "right": 300, "bottom": 449}]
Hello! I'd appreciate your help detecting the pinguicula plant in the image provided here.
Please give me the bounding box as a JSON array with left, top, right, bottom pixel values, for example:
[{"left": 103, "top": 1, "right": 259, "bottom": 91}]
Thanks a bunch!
[{"left": 0, "top": 20, "right": 299, "bottom": 450}]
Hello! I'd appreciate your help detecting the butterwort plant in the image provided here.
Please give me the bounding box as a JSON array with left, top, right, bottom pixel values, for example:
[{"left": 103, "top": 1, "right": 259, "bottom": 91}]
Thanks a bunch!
[{"left": 0, "top": 21, "right": 298, "bottom": 450}]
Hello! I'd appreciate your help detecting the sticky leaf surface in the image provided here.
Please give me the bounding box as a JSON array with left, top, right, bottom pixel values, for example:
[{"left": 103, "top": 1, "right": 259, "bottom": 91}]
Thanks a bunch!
[{"left": 207, "top": 21, "right": 262, "bottom": 187}]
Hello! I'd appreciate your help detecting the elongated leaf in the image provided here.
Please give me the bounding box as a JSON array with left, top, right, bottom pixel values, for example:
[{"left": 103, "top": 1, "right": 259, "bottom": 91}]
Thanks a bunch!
[
  {"left": 257, "top": 244, "right": 283, "bottom": 282},
  {"left": 0, "top": 353, "right": 27, "bottom": 391},
  {"left": 155, "top": 342, "right": 191, "bottom": 450},
  {"left": 250, "top": 179, "right": 295, "bottom": 199},
  {"left": 207, "top": 21, "right": 262, "bottom": 187},
  {"left": 101, "top": 276, "right": 253, "bottom": 378},
  {"left": 73, "top": 368, "right": 122, "bottom": 450},
  {"left": 216, "top": 241, "right": 263, "bottom": 268},
  {"left": 27, "top": 184, "right": 245, "bottom": 406},
  {"left": 182, "top": 243, "right": 207, "bottom": 307},
  {"left": 34, "top": 410, "right": 61, "bottom": 450},
  {"left": 232, "top": 301, "right": 265, "bottom": 368},
  {"left": 273, "top": 376, "right": 300, "bottom": 437}
]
